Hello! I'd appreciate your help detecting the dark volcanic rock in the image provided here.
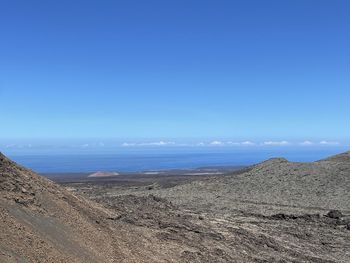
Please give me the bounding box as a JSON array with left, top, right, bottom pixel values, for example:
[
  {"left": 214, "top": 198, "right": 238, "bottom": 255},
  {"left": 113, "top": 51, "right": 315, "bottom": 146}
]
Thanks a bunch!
[
  {"left": 326, "top": 210, "right": 343, "bottom": 219},
  {"left": 269, "top": 213, "right": 321, "bottom": 222}
]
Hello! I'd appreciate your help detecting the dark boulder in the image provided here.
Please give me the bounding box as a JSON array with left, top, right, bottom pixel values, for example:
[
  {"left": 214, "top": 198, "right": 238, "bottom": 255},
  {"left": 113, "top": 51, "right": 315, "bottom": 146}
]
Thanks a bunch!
[{"left": 325, "top": 210, "right": 343, "bottom": 219}]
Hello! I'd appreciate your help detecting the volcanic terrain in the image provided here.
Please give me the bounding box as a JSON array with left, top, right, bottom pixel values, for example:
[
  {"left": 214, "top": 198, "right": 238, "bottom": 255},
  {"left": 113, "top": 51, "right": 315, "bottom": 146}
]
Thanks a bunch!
[{"left": 1, "top": 152, "right": 350, "bottom": 262}]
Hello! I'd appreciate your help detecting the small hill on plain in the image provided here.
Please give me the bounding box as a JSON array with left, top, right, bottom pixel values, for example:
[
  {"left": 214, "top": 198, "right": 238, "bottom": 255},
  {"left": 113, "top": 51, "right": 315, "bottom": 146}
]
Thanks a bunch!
[{"left": 154, "top": 152, "right": 350, "bottom": 215}]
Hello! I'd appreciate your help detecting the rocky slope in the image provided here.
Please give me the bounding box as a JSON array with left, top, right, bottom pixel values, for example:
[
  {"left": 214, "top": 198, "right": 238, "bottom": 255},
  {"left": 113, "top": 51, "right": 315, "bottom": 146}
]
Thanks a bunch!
[
  {"left": 0, "top": 153, "right": 184, "bottom": 263},
  {"left": 152, "top": 152, "right": 350, "bottom": 216}
]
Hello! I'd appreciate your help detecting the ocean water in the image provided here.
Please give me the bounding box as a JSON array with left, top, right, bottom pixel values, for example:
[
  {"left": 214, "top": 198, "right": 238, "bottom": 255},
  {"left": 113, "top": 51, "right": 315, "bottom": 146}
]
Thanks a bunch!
[{"left": 5, "top": 147, "right": 349, "bottom": 173}]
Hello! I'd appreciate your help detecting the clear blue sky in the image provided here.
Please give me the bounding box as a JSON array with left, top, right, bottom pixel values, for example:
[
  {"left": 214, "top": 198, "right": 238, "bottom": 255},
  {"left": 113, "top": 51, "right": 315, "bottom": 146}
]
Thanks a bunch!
[{"left": 1, "top": 0, "right": 349, "bottom": 141}]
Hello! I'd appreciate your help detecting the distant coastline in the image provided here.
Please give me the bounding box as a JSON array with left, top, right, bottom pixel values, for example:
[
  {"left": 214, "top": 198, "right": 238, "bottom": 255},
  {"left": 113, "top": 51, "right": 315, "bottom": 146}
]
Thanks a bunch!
[{"left": 5, "top": 147, "right": 349, "bottom": 174}]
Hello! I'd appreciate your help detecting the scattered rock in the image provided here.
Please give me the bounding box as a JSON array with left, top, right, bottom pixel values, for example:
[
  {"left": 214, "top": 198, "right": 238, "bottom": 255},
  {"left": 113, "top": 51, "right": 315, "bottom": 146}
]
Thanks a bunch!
[
  {"left": 270, "top": 213, "right": 296, "bottom": 220},
  {"left": 269, "top": 213, "right": 321, "bottom": 222},
  {"left": 151, "top": 195, "right": 163, "bottom": 202},
  {"left": 107, "top": 215, "right": 122, "bottom": 220},
  {"left": 325, "top": 210, "right": 343, "bottom": 219},
  {"left": 15, "top": 198, "right": 26, "bottom": 205}
]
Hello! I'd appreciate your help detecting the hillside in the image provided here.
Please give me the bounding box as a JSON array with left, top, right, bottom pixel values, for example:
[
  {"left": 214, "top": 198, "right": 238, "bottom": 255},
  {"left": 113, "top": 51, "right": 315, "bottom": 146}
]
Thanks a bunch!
[
  {"left": 0, "top": 153, "right": 184, "bottom": 262},
  {"left": 152, "top": 153, "right": 350, "bottom": 215}
]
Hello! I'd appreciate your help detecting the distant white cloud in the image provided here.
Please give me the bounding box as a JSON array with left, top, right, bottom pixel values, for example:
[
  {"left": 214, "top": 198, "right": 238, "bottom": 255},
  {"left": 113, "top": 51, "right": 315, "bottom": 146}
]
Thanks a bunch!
[
  {"left": 144, "top": 141, "right": 175, "bottom": 146},
  {"left": 319, "top": 140, "right": 339, "bottom": 145},
  {"left": 241, "top": 141, "right": 255, "bottom": 146},
  {"left": 5, "top": 144, "right": 33, "bottom": 149},
  {"left": 197, "top": 142, "right": 205, "bottom": 146},
  {"left": 74, "top": 142, "right": 106, "bottom": 148},
  {"left": 210, "top": 140, "right": 224, "bottom": 146},
  {"left": 263, "top": 140, "right": 290, "bottom": 146},
  {"left": 300, "top": 140, "right": 313, "bottom": 146},
  {"left": 121, "top": 141, "right": 176, "bottom": 147},
  {"left": 226, "top": 141, "right": 255, "bottom": 146},
  {"left": 121, "top": 142, "right": 136, "bottom": 147}
]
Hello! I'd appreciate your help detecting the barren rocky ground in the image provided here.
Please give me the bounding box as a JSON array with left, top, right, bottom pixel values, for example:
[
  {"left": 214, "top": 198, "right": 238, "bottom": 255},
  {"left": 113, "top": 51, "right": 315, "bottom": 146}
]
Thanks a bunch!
[{"left": 1, "top": 151, "right": 350, "bottom": 262}]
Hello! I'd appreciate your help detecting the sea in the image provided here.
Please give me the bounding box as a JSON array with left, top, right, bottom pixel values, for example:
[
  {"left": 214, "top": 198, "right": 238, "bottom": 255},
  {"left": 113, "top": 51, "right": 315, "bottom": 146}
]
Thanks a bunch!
[{"left": 4, "top": 146, "right": 349, "bottom": 173}]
